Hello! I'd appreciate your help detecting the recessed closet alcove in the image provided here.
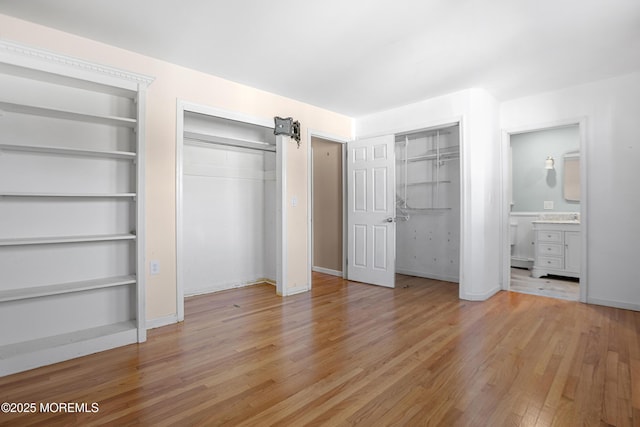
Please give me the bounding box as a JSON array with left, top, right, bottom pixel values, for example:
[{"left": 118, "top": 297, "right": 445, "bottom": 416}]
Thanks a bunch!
[
  {"left": 395, "top": 124, "right": 461, "bottom": 283},
  {"left": 180, "top": 111, "right": 277, "bottom": 298}
]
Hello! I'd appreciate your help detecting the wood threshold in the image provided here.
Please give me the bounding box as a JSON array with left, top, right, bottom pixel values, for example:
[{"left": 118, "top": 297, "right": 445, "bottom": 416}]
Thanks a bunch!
[{"left": 0, "top": 272, "right": 638, "bottom": 425}]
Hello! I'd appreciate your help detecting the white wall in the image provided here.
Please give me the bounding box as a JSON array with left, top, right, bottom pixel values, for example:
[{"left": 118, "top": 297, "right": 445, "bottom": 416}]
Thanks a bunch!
[
  {"left": 356, "top": 88, "right": 502, "bottom": 301},
  {"left": 182, "top": 143, "right": 276, "bottom": 295},
  {"left": 511, "top": 126, "right": 580, "bottom": 212},
  {"left": 0, "top": 14, "right": 353, "bottom": 321},
  {"left": 501, "top": 72, "right": 640, "bottom": 311}
]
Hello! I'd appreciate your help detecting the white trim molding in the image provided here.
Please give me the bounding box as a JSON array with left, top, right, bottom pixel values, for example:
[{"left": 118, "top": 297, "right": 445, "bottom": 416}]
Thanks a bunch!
[
  {"left": 460, "top": 286, "right": 501, "bottom": 301},
  {"left": 0, "top": 39, "right": 154, "bottom": 90},
  {"left": 146, "top": 314, "right": 179, "bottom": 330},
  {"left": 175, "top": 100, "right": 287, "bottom": 319},
  {"left": 587, "top": 298, "right": 640, "bottom": 312},
  {"left": 312, "top": 267, "right": 343, "bottom": 277}
]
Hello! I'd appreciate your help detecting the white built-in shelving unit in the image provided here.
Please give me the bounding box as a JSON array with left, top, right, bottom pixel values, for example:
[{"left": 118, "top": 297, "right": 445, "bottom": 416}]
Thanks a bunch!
[
  {"left": 396, "top": 130, "right": 460, "bottom": 213},
  {"left": 0, "top": 40, "right": 153, "bottom": 376}
]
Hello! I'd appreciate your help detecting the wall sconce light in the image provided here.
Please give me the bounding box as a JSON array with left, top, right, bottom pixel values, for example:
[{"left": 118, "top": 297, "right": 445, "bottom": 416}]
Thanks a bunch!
[{"left": 544, "top": 156, "right": 555, "bottom": 170}]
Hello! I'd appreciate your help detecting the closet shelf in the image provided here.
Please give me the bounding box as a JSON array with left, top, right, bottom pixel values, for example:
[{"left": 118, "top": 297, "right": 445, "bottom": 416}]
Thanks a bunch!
[
  {"left": 0, "top": 101, "right": 137, "bottom": 128},
  {"left": 0, "top": 275, "right": 136, "bottom": 302},
  {"left": 0, "top": 233, "right": 136, "bottom": 246},
  {"left": 184, "top": 131, "right": 276, "bottom": 152},
  {"left": 398, "top": 146, "right": 460, "bottom": 163},
  {"left": 0, "top": 143, "right": 136, "bottom": 159},
  {"left": 0, "top": 192, "right": 136, "bottom": 198},
  {"left": 397, "top": 207, "right": 452, "bottom": 213},
  {"left": 402, "top": 153, "right": 459, "bottom": 163},
  {"left": 405, "top": 180, "right": 451, "bottom": 186}
]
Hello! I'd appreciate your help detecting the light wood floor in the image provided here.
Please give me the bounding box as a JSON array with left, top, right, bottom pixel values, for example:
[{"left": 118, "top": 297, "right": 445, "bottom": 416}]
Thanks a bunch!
[
  {"left": 1, "top": 273, "right": 639, "bottom": 426},
  {"left": 510, "top": 267, "right": 580, "bottom": 301}
]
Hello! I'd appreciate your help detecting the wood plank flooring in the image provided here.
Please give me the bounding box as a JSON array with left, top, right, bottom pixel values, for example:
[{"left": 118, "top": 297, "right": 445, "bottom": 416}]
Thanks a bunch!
[
  {"left": 510, "top": 267, "right": 580, "bottom": 301},
  {"left": 1, "top": 272, "right": 639, "bottom": 426}
]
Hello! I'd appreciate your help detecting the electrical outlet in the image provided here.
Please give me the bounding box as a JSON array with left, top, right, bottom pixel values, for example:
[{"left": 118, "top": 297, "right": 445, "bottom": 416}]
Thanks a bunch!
[
  {"left": 150, "top": 260, "right": 160, "bottom": 275},
  {"left": 544, "top": 201, "right": 554, "bottom": 210}
]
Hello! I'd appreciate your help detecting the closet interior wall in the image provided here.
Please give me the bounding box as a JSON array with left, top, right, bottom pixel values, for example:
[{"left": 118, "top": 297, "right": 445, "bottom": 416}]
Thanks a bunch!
[
  {"left": 182, "top": 112, "right": 276, "bottom": 296},
  {"left": 395, "top": 125, "right": 460, "bottom": 282}
]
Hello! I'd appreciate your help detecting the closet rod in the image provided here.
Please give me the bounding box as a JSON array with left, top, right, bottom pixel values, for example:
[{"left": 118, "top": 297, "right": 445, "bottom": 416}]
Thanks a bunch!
[{"left": 184, "top": 131, "right": 276, "bottom": 152}]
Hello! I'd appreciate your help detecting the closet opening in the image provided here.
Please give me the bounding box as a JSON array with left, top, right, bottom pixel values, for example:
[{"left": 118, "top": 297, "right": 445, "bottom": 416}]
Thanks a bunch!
[
  {"left": 394, "top": 124, "right": 461, "bottom": 284},
  {"left": 176, "top": 104, "right": 283, "bottom": 321}
]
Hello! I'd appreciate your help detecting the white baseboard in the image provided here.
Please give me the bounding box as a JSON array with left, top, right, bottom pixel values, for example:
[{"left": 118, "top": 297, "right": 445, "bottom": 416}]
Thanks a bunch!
[
  {"left": 146, "top": 314, "right": 179, "bottom": 329},
  {"left": 395, "top": 268, "right": 459, "bottom": 284},
  {"left": 312, "top": 266, "right": 343, "bottom": 277},
  {"left": 460, "top": 286, "right": 501, "bottom": 301},
  {"left": 587, "top": 297, "right": 640, "bottom": 312},
  {"left": 185, "top": 277, "right": 275, "bottom": 297},
  {"left": 279, "top": 286, "right": 309, "bottom": 296}
]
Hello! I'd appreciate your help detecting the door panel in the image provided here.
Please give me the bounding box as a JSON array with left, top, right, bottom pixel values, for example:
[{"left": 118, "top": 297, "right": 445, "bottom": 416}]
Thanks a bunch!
[
  {"left": 354, "top": 169, "right": 367, "bottom": 211},
  {"left": 347, "top": 135, "right": 395, "bottom": 287},
  {"left": 373, "top": 167, "right": 388, "bottom": 211},
  {"left": 354, "top": 225, "right": 367, "bottom": 267},
  {"left": 373, "top": 225, "right": 388, "bottom": 270}
]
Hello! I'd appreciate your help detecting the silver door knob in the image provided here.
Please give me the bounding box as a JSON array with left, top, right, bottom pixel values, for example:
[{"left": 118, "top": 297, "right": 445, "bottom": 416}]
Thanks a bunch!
[{"left": 385, "top": 217, "right": 395, "bottom": 223}]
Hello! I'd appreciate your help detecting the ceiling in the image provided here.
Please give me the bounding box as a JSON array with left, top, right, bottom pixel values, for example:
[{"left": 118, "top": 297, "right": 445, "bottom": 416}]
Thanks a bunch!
[{"left": 0, "top": 0, "right": 639, "bottom": 116}]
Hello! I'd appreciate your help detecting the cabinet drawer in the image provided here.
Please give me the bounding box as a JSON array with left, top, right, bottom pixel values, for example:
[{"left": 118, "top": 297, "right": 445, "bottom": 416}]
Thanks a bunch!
[
  {"left": 537, "top": 256, "right": 563, "bottom": 269},
  {"left": 537, "top": 230, "right": 563, "bottom": 243},
  {"left": 537, "top": 243, "right": 563, "bottom": 256}
]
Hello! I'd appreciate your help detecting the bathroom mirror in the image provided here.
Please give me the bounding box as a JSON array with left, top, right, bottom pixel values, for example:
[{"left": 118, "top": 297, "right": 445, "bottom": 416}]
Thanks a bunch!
[{"left": 563, "top": 151, "right": 580, "bottom": 201}]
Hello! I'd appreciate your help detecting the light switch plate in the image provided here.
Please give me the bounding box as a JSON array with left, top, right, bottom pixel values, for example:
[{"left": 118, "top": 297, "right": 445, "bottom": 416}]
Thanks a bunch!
[{"left": 544, "top": 201, "right": 554, "bottom": 210}]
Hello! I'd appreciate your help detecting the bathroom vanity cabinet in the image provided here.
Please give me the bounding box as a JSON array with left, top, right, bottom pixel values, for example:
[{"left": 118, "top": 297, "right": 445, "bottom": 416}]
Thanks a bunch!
[{"left": 531, "top": 221, "right": 580, "bottom": 279}]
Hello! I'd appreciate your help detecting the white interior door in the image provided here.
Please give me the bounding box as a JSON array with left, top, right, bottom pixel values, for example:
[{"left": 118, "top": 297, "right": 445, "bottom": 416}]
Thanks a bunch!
[{"left": 347, "top": 135, "right": 396, "bottom": 287}]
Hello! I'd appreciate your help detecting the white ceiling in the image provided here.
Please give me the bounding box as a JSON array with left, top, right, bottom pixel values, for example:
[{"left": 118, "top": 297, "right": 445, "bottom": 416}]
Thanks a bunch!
[{"left": 1, "top": 0, "right": 639, "bottom": 116}]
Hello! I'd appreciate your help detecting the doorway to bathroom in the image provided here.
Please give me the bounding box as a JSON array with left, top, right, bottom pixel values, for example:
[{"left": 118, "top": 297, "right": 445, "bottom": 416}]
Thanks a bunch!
[{"left": 505, "top": 123, "right": 585, "bottom": 301}]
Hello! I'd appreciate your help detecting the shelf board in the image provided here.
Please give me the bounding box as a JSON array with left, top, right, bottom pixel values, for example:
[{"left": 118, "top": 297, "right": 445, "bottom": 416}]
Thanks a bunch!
[
  {"left": 0, "top": 321, "right": 137, "bottom": 366},
  {"left": 184, "top": 131, "right": 276, "bottom": 152},
  {"left": 0, "top": 233, "right": 136, "bottom": 246},
  {"left": 0, "top": 192, "right": 136, "bottom": 198},
  {"left": 405, "top": 154, "right": 459, "bottom": 163},
  {"left": 398, "top": 207, "right": 452, "bottom": 213},
  {"left": 0, "top": 143, "right": 136, "bottom": 159},
  {"left": 0, "top": 101, "right": 137, "bottom": 128},
  {"left": 405, "top": 180, "right": 452, "bottom": 186},
  {"left": 0, "top": 275, "right": 136, "bottom": 302},
  {"left": 398, "top": 147, "right": 460, "bottom": 163}
]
